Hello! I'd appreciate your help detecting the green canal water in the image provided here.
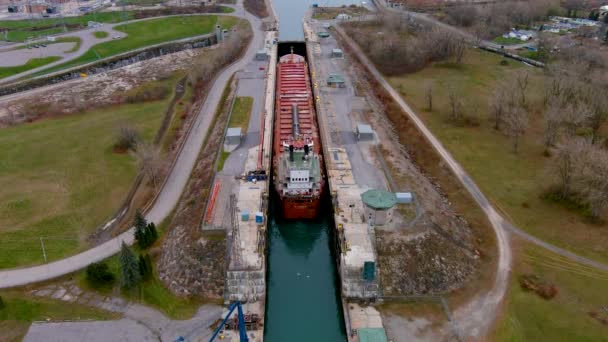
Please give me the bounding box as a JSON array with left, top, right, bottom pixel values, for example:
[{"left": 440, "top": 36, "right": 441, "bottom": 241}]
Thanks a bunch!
[{"left": 264, "top": 201, "right": 347, "bottom": 341}]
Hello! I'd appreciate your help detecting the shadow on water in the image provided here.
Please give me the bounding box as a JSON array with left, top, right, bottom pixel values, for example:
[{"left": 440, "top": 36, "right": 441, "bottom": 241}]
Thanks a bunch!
[{"left": 264, "top": 197, "right": 346, "bottom": 342}]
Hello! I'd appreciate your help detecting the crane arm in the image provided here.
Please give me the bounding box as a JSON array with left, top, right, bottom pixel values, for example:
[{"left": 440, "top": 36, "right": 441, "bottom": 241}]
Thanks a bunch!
[{"left": 209, "top": 301, "right": 249, "bottom": 342}]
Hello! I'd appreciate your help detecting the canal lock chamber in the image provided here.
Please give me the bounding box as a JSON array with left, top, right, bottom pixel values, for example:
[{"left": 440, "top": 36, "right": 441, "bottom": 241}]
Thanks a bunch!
[{"left": 263, "top": 42, "right": 347, "bottom": 342}]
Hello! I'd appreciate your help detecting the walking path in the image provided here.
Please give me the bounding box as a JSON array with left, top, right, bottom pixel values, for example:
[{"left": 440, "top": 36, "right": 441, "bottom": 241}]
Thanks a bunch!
[
  {"left": 24, "top": 282, "right": 221, "bottom": 342},
  {"left": 0, "top": 11, "right": 242, "bottom": 84},
  {"left": 0, "top": 0, "right": 265, "bottom": 289}
]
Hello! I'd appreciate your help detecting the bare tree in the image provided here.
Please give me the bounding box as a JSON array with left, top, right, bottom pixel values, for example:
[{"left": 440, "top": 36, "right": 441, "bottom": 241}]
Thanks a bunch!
[
  {"left": 447, "top": 86, "right": 463, "bottom": 122},
  {"left": 543, "top": 100, "right": 562, "bottom": 148},
  {"left": 587, "top": 88, "right": 608, "bottom": 144},
  {"left": 136, "top": 142, "right": 162, "bottom": 189},
  {"left": 114, "top": 124, "right": 140, "bottom": 152},
  {"left": 576, "top": 145, "right": 608, "bottom": 220},
  {"left": 515, "top": 71, "right": 529, "bottom": 107},
  {"left": 489, "top": 85, "right": 507, "bottom": 130},
  {"left": 503, "top": 103, "right": 528, "bottom": 153},
  {"left": 553, "top": 140, "right": 584, "bottom": 198},
  {"left": 562, "top": 102, "right": 591, "bottom": 137},
  {"left": 451, "top": 38, "right": 466, "bottom": 64},
  {"left": 424, "top": 80, "right": 433, "bottom": 112}
]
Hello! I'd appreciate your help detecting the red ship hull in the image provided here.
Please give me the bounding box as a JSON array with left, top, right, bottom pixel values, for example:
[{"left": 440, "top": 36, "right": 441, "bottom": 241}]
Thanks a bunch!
[
  {"left": 273, "top": 52, "right": 325, "bottom": 220},
  {"left": 279, "top": 197, "right": 322, "bottom": 220}
]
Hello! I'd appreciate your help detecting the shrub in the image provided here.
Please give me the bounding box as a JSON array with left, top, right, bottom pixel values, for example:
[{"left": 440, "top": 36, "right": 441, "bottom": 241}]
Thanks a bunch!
[
  {"left": 86, "top": 262, "right": 115, "bottom": 286},
  {"left": 113, "top": 124, "right": 140, "bottom": 153},
  {"left": 519, "top": 273, "right": 558, "bottom": 299}
]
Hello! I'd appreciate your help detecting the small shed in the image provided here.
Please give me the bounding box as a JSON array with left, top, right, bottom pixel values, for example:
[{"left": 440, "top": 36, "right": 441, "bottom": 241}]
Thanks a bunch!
[
  {"left": 356, "top": 123, "right": 374, "bottom": 141},
  {"left": 225, "top": 127, "right": 242, "bottom": 146},
  {"left": 358, "top": 328, "right": 388, "bottom": 342},
  {"left": 255, "top": 49, "right": 269, "bottom": 61},
  {"left": 331, "top": 48, "right": 344, "bottom": 58},
  {"left": 335, "top": 13, "right": 352, "bottom": 21},
  {"left": 327, "top": 74, "right": 346, "bottom": 88},
  {"left": 395, "top": 192, "right": 413, "bottom": 204},
  {"left": 361, "top": 189, "right": 397, "bottom": 225}
]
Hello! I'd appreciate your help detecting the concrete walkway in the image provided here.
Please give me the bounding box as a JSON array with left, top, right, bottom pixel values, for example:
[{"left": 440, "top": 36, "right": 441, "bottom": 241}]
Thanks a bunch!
[{"left": 0, "top": 0, "right": 265, "bottom": 289}]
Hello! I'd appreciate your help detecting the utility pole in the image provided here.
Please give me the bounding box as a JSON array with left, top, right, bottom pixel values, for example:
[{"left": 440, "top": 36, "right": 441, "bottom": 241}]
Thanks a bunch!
[{"left": 40, "top": 237, "right": 47, "bottom": 263}]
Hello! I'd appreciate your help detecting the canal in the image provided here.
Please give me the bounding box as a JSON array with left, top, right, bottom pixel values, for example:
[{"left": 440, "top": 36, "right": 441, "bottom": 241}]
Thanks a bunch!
[{"left": 264, "top": 0, "right": 361, "bottom": 340}]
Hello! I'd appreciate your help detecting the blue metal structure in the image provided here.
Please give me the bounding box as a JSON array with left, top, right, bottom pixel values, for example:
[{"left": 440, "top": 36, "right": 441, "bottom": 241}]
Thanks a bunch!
[{"left": 209, "top": 301, "right": 249, "bottom": 342}]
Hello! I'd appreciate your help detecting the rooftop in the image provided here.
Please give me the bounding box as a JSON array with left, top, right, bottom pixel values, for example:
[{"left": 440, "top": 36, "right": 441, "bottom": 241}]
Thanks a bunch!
[
  {"left": 361, "top": 189, "right": 397, "bottom": 210},
  {"left": 226, "top": 127, "right": 242, "bottom": 137}
]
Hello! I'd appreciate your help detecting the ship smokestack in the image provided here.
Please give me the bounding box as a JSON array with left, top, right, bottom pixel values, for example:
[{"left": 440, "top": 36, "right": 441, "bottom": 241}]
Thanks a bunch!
[
  {"left": 292, "top": 104, "right": 300, "bottom": 138},
  {"left": 289, "top": 144, "right": 294, "bottom": 162}
]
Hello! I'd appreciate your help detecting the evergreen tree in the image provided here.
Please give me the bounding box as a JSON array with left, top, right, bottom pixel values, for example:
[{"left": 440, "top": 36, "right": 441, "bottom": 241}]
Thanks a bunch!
[
  {"left": 148, "top": 222, "right": 158, "bottom": 243},
  {"left": 133, "top": 210, "right": 147, "bottom": 245},
  {"left": 138, "top": 253, "right": 154, "bottom": 280},
  {"left": 120, "top": 242, "right": 141, "bottom": 290}
]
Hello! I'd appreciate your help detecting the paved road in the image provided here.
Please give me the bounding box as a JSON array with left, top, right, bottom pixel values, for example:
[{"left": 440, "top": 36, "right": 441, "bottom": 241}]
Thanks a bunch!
[
  {"left": 24, "top": 304, "right": 222, "bottom": 342},
  {"left": 0, "top": 11, "right": 245, "bottom": 84},
  {"left": 0, "top": 0, "right": 265, "bottom": 289},
  {"left": 0, "top": 24, "right": 124, "bottom": 83}
]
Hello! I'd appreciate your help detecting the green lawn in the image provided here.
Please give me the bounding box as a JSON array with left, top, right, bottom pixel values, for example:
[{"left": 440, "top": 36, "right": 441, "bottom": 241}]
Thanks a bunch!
[
  {"left": 0, "top": 98, "right": 172, "bottom": 268},
  {"left": 93, "top": 31, "right": 109, "bottom": 39},
  {"left": 387, "top": 48, "right": 608, "bottom": 265},
  {"left": 0, "top": 56, "right": 61, "bottom": 79},
  {"left": 492, "top": 36, "right": 526, "bottom": 45},
  {"left": 228, "top": 96, "right": 253, "bottom": 129},
  {"left": 36, "top": 15, "right": 239, "bottom": 76},
  {"left": 0, "top": 12, "right": 135, "bottom": 42},
  {"left": 493, "top": 242, "right": 608, "bottom": 341},
  {"left": 0, "top": 292, "right": 118, "bottom": 341}
]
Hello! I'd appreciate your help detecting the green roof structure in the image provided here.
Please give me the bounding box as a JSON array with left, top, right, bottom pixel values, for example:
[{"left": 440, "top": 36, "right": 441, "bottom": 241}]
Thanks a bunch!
[
  {"left": 358, "top": 328, "right": 388, "bottom": 342},
  {"left": 361, "top": 189, "right": 397, "bottom": 210}
]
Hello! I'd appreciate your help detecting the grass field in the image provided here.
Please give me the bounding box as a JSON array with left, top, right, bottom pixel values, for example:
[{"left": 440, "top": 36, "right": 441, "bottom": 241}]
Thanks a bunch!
[
  {"left": 36, "top": 15, "right": 239, "bottom": 76},
  {"left": 0, "top": 84, "right": 177, "bottom": 267},
  {"left": 0, "top": 12, "right": 135, "bottom": 42},
  {"left": 229, "top": 96, "right": 253, "bottom": 129},
  {"left": 492, "top": 36, "right": 526, "bottom": 45},
  {"left": 0, "top": 291, "right": 118, "bottom": 341},
  {"left": 386, "top": 48, "right": 608, "bottom": 265},
  {"left": 0, "top": 56, "right": 61, "bottom": 79},
  {"left": 493, "top": 241, "right": 608, "bottom": 341},
  {"left": 93, "top": 31, "right": 109, "bottom": 39}
]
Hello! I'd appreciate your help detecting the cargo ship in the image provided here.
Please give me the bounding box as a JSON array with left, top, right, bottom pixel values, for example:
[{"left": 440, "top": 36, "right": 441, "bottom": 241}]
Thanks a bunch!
[{"left": 273, "top": 51, "right": 325, "bottom": 219}]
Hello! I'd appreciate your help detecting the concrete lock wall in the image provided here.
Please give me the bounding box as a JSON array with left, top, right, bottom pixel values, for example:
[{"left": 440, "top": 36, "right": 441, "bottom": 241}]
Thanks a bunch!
[
  {"left": 341, "top": 265, "right": 379, "bottom": 299},
  {"left": 225, "top": 270, "right": 266, "bottom": 302}
]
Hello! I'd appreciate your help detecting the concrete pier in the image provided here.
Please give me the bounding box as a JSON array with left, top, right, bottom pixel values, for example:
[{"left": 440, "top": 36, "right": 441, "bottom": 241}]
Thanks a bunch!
[
  {"left": 206, "top": 29, "right": 278, "bottom": 342},
  {"left": 304, "top": 15, "right": 390, "bottom": 342}
]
